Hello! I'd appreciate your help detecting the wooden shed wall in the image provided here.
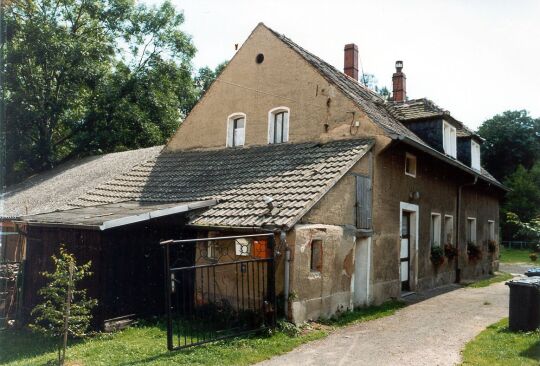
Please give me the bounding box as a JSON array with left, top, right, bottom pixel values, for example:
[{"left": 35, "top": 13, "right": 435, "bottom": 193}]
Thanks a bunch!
[{"left": 22, "top": 215, "right": 195, "bottom": 327}]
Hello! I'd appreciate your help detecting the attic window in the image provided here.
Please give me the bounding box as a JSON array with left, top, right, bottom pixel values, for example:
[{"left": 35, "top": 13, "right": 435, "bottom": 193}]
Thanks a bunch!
[
  {"left": 471, "top": 140, "right": 481, "bottom": 171},
  {"left": 405, "top": 153, "right": 416, "bottom": 177},
  {"left": 268, "top": 107, "right": 289, "bottom": 144},
  {"left": 443, "top": 121, "right": 457, "bottom": 158},
  {"left": 227, "top": 113, "right": 246, "bottom": 147},
  {"left": 256, "top": 53, "right": 264, "bottom": 64}
]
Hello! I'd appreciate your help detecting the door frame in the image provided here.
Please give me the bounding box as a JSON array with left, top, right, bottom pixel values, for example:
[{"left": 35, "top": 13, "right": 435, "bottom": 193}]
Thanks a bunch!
[{"left": 399, "top": 202, "right": 419, "bottom": 293}]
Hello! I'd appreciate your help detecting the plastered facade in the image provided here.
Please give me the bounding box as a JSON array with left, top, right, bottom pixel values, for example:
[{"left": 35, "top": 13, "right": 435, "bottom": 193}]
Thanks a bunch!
[{"left": 162, "top": 24, "right": 502, "bottom": 323}]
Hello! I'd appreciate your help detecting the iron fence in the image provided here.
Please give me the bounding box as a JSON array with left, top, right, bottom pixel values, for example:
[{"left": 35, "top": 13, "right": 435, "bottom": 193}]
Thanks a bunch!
[{"left": 162, "top": 233, "right": 276, "bottom": 350}]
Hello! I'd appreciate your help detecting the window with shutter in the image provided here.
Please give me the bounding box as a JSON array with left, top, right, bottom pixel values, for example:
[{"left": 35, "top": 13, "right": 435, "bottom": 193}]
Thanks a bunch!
[{"left": 356, "top": 175, "right": 372, "bottom": 230}]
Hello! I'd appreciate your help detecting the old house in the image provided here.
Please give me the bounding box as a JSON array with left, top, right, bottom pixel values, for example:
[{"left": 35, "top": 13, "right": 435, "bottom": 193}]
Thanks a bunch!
[{"left": 16, "top": 23, "right": 505, "bottom": 325}]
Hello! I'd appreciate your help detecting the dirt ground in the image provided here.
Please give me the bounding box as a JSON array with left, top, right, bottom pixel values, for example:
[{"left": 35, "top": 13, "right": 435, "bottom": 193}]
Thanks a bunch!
[{"left": 258, "top": 281, "right": 511, "bottom": 366}]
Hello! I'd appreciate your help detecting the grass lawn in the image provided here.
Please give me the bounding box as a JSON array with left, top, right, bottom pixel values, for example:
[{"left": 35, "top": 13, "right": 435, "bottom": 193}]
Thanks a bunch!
[
  {"left": 461, "top": 318, "right": 540, "bottom": 366},
  {"left": 0, "top": 301, "right": 404, "bottom": 366},
  {"left": 499, "top": 247, "right": 539, "bottom": 264},
  {"left": 465, "top": 272, "right": 514, "bottom": 288}
]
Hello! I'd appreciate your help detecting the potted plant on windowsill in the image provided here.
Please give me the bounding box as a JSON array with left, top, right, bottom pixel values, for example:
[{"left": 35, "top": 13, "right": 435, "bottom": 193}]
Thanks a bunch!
[
  {"left": 487, "top": 240, "right": 497, "bottom": 255},
  {"left": 431, "top": 246, "right": 445, "bottom": 267},
  {"left": 444, "top": 243, "right": 458, "bottom": 260},
  {"left": 467, "top": 241, "right": 482, "bottom": 261}
]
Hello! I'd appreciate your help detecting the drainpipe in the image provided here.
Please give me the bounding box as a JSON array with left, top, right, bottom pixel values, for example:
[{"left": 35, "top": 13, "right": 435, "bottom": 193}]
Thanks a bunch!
[
  {"left": 456, "top": 176, "right": 478, "bottom": 283},
  {"left": 280, "top": 230, "right": 290, "bottom": 319}
]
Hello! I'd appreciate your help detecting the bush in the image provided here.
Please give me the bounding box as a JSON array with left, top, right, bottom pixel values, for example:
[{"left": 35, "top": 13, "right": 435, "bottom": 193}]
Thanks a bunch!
[
  {"left": 530, "top": 253, "right": 538, "bottom": 262},
  {"left": 430, "top": 246, "right": 445, "bottom": 266},
  {"left": 444, "top": 244, "right": 458, "bottom": 260},
  {"left": 30, "top": 246, "right": 97, "bottom": 365},
  {"left": 467, "top": 242, "right": 483, "bottom": 261},
  {"left": 488, "top": 240, "right": 497, "bottom": 254}
]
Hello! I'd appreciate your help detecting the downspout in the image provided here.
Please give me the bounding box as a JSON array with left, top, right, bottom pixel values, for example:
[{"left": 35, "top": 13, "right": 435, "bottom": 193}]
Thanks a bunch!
[
  {"left": 280, "top": 230, "right": 290, "bottom": 319},
  {"left": 456, "top": 176, "right": 478, "bottom": 283}
]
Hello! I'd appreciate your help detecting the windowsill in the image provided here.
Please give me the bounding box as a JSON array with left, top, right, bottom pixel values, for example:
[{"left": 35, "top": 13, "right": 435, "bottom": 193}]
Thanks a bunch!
[
  {"left": 308, "top": 271, "right": 322, "bottom": 279},
  {"left": 405, "top": 172, "right": 416, "bottom": 178}
]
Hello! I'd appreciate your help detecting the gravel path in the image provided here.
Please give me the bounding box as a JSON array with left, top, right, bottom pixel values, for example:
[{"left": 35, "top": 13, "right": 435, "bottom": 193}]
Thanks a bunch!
[{"left": 259, "top": 282, "right": 510, "bottom": 366}]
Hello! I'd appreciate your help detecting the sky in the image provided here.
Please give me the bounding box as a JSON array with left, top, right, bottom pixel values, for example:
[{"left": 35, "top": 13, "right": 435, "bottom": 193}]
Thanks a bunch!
[{"left": 145, "top": 0, "right": 540, "bottom": 130}]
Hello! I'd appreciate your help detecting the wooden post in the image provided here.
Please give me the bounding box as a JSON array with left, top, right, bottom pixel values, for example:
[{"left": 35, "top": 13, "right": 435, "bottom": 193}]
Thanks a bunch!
[{"left": 60, "top": 261, "right": 74, "bottom": 366}]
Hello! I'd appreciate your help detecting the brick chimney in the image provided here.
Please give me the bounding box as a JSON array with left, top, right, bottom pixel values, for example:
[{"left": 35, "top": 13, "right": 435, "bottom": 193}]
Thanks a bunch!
[
  {"left": 392, "top": 60, "right": 406, "bottom": 102},
  {"left": 344, "top": 44, "right": 359, "bottom": 81}
]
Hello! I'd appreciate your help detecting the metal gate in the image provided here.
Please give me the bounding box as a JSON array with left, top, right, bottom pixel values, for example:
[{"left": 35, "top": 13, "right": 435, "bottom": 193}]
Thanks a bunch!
[
  {"left": 161, "top": 233, "right": 276, "bottom": 350},
  {"left": 0, "top": 261, "right": 23, "bottom": 330}
]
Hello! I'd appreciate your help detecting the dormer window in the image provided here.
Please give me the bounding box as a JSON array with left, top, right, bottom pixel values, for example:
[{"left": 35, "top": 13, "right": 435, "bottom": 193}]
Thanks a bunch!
[
  {"left": 268, "top": 107, "right": 289, "bottom": 144},
  {"left": 227, "top": 113, "right": 245, "bottom": 147},
  {"left": 471, "top": 140, "right": 481, "bottom": 171},
  {"left": 443, "top": 121, "right": 457, "bottom": 158}
]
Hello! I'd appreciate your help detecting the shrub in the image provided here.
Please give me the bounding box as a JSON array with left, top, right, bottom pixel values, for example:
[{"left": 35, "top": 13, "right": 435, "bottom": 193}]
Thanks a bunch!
[
  {"left": 530, "top": 253, "right": 538, "bottom": 262},
  {"left": 488, "top": 240, "right": 497, "bottom": 254},
  {"left": 30, "top": 246, "right": 97, "bottom": 365},
  {"left": 430, "top": 246, "right": 445, "bottom": 266},
  {"left": 444, "top": 244, "right": 458, "bottom": 260},
  {"left": 467, "top": 242, "right": 482, "bottom": 261}
]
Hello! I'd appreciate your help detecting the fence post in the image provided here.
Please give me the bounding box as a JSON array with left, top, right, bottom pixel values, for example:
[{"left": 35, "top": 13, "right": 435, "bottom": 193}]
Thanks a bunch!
[
  {"left": 267, "top": 235, "right": 277, "bottom": 328},
  {"left": 163, "top": 241, "right": 173, "bottom": 351}
]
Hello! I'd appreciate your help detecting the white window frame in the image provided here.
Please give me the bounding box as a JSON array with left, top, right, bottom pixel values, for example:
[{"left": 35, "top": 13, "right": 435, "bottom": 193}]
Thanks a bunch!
[
  {"left": 405, "top": 152, "right": 417, "bottom": 178},
  {"left": 226, "top": 113, "right": 246, "bottom": 147},
  {"left": 467, "top": 217, "right": 477, "bottom": 244},
  {"left": 430, "top": 213, "right": 442, "bottom": 247},
  {"left": 471, "top": 140, "right": 481, "bottom": 171},
  {"left": 443, "top": 121, "right": 457, "bottom": 158},
  {"left": 487, "top": 220, "right": 495, "bottom": 241},
  {"left": 443, "top": 215, "right": 454, "bottom": 245},
  {"left": 268, "top": 107, "right": 290, "bottom": 144}
]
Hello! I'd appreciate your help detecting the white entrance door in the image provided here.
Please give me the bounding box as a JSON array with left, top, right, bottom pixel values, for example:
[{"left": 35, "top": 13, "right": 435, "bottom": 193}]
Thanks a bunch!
[{"left": 400, "top": 212, "right": 411, "bottom": 291}]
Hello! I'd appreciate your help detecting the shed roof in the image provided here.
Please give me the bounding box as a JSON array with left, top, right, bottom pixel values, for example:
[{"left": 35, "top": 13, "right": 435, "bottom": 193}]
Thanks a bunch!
[
  {"left": 71, "top": 138, "right": 374, "bottom": 229},
  {"left": 19, "top": 200, "right": 216, "bottom": 230},
  {"left": 1, "top": 146, "right": 163, "bottom": 219}
]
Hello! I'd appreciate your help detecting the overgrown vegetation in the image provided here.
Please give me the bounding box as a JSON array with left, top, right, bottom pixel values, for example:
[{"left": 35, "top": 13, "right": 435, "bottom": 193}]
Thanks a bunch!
[
  {"left": 461, "top": 318, "right": 540, "bottom": 365},
  {"left": 0, "top": 301, "right": 404, "bottom": 365}
]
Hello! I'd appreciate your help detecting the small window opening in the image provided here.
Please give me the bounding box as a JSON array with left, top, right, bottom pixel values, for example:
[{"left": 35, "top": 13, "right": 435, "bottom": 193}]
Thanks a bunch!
[
  {"left": 488, "top": 220, "right": 495, "bottom": 241},
  {"left": 430, "top": 213, "right": 441, "bottom": 247},
  {"left": 444, "top": 215, "right": 454, "bottom": 245},
  {"left": 310, "top": 240, "right": 323, "bottom": 272},
  {"left": 256, "top": 53, "right": 264, "bottom": 64},
  {"left": 405, "top": 153, "right": 417, "bottom": 177},
  {"left": 467, "top": 218, "right": 477, "bottom": 244},
  {"left": 235, "top": 238, "right": 251, "bottom": 256}
]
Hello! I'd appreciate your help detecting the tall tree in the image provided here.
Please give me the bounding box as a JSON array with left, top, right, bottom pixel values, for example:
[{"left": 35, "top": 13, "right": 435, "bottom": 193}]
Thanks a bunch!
[
  {"left": 4, "top": 0, "right": 197, "bottom": 184},
  {"left": 476, "top": 110, "right": 540, "bottom": 180},
  {"left": 195, "top": 61, "right": 228, "bottom": 96}
]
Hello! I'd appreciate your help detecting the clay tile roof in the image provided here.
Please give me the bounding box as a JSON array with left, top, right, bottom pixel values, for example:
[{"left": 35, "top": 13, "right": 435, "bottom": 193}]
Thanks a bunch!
[
  {"left": 1, "top": 146, "right": 163, "bottom": 218},
  {"left": 71, "top": 139, "right": 374, "bottom": 229},
  {"left": 264, "top": 25, "right": 499, "bottom": 188},
  {"left": 387, "top": 98, "right": 482, "bottom": 140}
]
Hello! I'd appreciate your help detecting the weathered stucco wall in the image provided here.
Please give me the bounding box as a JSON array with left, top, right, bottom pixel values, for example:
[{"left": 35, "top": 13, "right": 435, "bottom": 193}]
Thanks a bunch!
[
  {"left": 289, "top": 224, "right": 356, "bottom": 322},
  {"left": 369, "top": 143, "right": 501, "bottom": 303},
  {"left": 165, "top": 24, "right": 384, "bottom": 152}
]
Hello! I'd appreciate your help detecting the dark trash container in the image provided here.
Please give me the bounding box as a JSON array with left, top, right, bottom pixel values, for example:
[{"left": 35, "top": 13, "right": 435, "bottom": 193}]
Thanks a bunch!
[
  {"left": 506, "top": 278, "right": 540, "bottom": 331},
  {"left": 525, "top": 268, "right": 540, "bottom": 277}
]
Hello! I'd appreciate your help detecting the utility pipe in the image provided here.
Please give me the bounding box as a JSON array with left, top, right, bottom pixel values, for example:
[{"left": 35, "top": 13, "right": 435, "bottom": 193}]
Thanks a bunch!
[
  {"left": 280, "top": 230, "right": 290, "bottom": 319},
  {"left": 455, "top": 176, "right": 478, "bottom": 283}
]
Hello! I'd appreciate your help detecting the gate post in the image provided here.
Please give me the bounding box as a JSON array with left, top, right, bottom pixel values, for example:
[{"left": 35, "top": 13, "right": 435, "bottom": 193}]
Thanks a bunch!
[
  {"left": 267, "top": 235, "right": 277, "bottom": 327},
  {"left": 162, "top": 240, "right": 173, "bottom": 351}
]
